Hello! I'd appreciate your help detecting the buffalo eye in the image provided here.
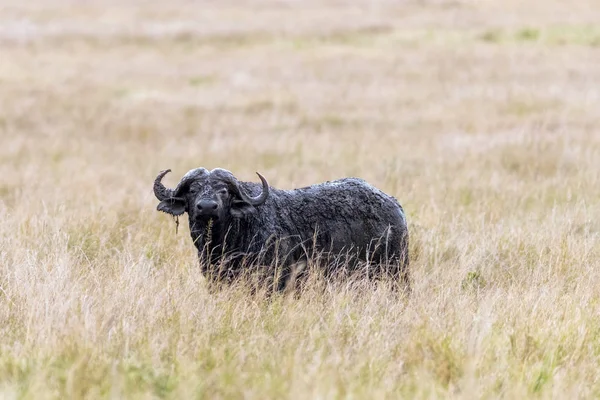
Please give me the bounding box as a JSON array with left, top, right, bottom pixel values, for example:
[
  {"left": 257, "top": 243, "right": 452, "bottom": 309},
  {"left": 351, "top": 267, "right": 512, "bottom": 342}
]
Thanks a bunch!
[{"left": 218, "top": 188, "right": 228, "bottom": 196}]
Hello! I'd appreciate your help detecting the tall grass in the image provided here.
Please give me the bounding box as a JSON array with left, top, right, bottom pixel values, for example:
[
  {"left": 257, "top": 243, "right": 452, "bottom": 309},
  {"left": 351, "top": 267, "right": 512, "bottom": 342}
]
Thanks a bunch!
[{"left": 1, "top": 0, "right": 600, "bottom": 398}]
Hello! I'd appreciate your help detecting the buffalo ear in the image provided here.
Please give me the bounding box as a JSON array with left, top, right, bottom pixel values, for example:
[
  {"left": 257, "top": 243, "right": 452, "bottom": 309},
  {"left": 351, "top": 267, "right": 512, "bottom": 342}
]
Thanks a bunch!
[
  {"left": 230, "top": 200, "right": 256, "bottom": 219},
  {"left": 157, "top": 197, "right": 186, "bottom": 216}
]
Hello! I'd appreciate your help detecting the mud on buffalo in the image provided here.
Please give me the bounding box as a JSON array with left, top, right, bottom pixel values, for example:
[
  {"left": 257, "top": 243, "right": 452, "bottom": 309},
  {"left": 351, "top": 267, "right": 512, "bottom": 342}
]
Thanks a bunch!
[{"left": 154, "top": 167, "right": 410, "bottom": 291}]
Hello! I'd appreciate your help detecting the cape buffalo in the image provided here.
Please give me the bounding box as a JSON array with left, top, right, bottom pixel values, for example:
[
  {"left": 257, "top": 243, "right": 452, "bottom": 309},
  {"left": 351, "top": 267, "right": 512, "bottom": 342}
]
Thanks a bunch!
[{"left": 154, "top": 168, "right": 409, "bottom": 291}]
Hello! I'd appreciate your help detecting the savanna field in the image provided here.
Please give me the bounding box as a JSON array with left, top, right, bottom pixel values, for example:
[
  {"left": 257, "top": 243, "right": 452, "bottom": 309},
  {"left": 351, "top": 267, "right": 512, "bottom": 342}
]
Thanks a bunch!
[{"left": 1, "top": 0, "right": 600, "bottom": 398}]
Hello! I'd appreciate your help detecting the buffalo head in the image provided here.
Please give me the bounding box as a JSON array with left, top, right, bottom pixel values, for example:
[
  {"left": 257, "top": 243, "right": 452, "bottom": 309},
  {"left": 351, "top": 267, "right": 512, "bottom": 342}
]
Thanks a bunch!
[{"left": 153, "top": 168, "right": 269, "bottom": 222}]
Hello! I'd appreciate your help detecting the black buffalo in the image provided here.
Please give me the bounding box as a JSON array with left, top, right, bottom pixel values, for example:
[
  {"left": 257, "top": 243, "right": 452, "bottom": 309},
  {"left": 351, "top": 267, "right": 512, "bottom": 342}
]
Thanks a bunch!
[{"left": 154, "top": 168, "right": 409, "bottom": 291}]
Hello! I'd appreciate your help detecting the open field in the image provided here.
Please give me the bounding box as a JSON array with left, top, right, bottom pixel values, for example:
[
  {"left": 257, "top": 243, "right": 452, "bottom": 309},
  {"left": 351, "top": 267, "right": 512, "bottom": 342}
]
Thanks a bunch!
[{"left": 1, "top": 0, "right": 600, "bottom": 398}]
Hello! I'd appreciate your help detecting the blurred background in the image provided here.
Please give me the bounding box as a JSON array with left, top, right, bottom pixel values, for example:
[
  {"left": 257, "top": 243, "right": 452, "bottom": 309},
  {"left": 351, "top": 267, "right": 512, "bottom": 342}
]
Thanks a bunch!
[
  {"left": 2, "top": 0, "right": 599, "bottom": 210},
  {"left": 1, "top": 1, "right": 600, "bottom": 397}
]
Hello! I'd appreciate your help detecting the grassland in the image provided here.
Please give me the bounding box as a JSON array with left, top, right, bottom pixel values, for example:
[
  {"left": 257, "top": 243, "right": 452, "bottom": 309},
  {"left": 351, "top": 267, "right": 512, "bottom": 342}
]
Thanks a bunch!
[{"left": 1, "top": 0, "right": 600, "bottom": 398}]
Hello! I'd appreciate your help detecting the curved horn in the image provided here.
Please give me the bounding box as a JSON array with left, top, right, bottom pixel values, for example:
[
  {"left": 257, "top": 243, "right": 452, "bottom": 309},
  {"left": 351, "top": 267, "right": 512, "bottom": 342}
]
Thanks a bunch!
[
  {"left": 154, "top": 169, "right": 174, "bottom": 201},
  {"left": 232, "top": 172, "right": 270, "bottom": 206},
  {"left": 155, "top": 168, "right": 209, "bottom": 201}
]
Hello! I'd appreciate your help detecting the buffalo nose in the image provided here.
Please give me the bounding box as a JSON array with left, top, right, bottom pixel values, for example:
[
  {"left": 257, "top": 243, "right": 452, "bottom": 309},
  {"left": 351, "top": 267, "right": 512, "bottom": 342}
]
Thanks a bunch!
[{"left": 196, "top": 199, "right": 218, "bottom": 213}]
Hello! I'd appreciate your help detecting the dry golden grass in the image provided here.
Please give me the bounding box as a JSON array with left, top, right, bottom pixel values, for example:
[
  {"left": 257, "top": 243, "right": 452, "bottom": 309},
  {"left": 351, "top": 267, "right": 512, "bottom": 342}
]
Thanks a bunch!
[{"left": 1, "top": 0, "right": 600, "bottom": 398}]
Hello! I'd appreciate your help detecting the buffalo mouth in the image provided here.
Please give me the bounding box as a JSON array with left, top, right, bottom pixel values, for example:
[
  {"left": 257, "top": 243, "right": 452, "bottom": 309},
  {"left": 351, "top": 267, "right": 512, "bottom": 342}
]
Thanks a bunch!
[
  {"left": 194, "top": 214, "right": 219, "bottom": 222},
  {"left": 191, "top": 215, "right": 216, "bottom": 230},
  {"left": 191, "top": 216, "right": 218, "bottom": 243}
]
